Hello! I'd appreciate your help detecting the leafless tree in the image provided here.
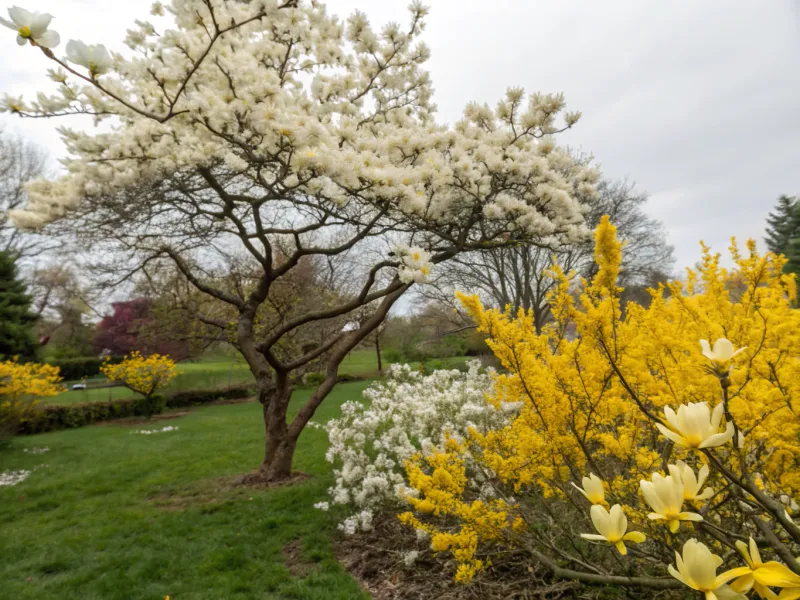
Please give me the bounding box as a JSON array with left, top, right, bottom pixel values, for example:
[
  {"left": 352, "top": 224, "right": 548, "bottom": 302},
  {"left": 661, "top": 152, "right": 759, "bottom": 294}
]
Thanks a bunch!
[
  {"left": 0, "top": 129, "right": 57, "bottom": 259},
  {"left": 424, "top": 178, "right": 675, "bottom": 332}
]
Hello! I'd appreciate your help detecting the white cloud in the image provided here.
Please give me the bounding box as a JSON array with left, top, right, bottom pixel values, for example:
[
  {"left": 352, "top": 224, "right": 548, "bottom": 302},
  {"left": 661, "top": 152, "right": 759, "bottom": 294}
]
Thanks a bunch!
[{"left": 2, "top": 0, "right": 798, "bottom": 271}]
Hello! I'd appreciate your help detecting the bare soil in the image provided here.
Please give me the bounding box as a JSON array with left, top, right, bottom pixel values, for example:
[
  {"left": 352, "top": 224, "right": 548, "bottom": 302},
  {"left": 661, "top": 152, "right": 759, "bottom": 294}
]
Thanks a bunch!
[{"left": 235, "top": 470, "right": 311, "bottom": 489}]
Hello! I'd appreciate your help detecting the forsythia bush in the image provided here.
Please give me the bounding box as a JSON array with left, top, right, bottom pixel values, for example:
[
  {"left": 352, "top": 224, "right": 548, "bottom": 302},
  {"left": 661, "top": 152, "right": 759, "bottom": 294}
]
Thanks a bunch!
[
  {"left": 322, "top": 362, "right": 517, "bottom": 535},
  {"left": 101, "top": 352, "right": 177, "bottom": 418},
  {"left": 398, "top": 217, "right": 800, "bottom": 596},
  {"left": 0, "top": 359, "right": 62, "bottom": 442}
]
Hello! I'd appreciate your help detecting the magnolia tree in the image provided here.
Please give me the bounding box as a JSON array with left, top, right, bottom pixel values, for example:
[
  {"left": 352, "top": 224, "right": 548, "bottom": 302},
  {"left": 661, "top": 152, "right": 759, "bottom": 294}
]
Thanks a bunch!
[{"left": 1, "top": 1, "right": 597, "bottom": 481}]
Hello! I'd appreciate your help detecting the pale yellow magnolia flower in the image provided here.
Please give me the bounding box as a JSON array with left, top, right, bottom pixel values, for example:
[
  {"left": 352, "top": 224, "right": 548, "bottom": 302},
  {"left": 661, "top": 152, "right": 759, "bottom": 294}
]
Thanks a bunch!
[
  {"left": 640, "top": 473, "right": 703, "bottom": 533},
  {"left": 668, "top": 539, "right": 752, "bottom": 600},
  {"left": 656, "top": 401, "right": 735, "bottom": 449},
  {"left": 0, "top": 6, "right": 59, "bottom": 48},
  {"left": 579, "top": 504, "right": 645, "bottom": 555},
  {"left": 728, "top": 538, "right": 800, "bottom": 599},
  {"left": 571, "top": 473, "right": 605, "bottom": 505},
  {"left": 669, "top": 461, "right": 715, "bottom": 503},
  {"left": 700, "top": 338, "right": 747, "bottom": 364}
]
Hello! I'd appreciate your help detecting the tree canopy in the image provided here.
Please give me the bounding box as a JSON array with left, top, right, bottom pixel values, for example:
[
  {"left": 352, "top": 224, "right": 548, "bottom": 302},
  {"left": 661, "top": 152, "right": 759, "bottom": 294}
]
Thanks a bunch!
[{"left": 3, "top": 0, "right": 597, "bottom": 480}]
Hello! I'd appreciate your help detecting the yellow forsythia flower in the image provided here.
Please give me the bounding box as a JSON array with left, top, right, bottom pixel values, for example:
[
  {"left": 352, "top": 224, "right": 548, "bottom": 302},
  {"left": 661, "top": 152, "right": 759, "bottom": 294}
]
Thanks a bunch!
[
  {"left": 100, "top": 351, "right": 177, "bottom": 397},
  {"left": 400, "top": 217, "right": 800, "bottom": 581}
]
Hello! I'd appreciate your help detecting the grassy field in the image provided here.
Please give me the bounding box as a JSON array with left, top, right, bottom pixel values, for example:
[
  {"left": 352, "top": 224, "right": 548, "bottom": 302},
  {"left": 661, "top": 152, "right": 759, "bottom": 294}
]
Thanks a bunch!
[
  {"left": 0, "top": 380, "right": 374, "bottom": 600},
  {"left": 49, "top": 350, "right": 471, "bottom": 405}
]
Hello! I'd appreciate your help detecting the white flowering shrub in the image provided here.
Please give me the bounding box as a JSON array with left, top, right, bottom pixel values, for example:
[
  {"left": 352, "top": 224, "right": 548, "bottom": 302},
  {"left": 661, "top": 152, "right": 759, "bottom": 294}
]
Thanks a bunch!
[{"left": 322, "top": 361, "right": 515, "bottom": 533}]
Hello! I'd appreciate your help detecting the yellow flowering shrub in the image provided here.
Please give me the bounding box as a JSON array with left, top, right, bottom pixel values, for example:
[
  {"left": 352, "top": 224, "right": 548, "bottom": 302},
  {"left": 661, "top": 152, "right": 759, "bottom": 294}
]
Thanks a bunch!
[
  {"left": 0, "top": 359, "right": 62, "bottom": 441},
  {"left": 101, "top": 352, "right": 177, "bottom": 397},
  {"left": 101, "top": 352, "right": 177, "bottom": 418},
  {"left": 400, "top": 217, "right": 800, "bottom": 595},
  {"left": 398, "top": 440, "right": 514, "bottom": 582}
]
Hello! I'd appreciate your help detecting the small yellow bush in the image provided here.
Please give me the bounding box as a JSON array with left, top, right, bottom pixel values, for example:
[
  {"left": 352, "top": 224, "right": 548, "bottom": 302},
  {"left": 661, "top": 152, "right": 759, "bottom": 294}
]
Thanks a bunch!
[
  {"left": 101, "top": 352, "right": 177, "bottom": 397},
  {"left": 0, "top": 359, "right": 63, "bottom": 441}
]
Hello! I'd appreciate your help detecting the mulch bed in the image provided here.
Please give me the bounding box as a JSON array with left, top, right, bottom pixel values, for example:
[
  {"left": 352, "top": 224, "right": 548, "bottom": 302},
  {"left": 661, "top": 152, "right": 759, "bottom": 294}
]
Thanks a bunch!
[{"left": 335, "top": 514, "right": 581, "bottom": 600}]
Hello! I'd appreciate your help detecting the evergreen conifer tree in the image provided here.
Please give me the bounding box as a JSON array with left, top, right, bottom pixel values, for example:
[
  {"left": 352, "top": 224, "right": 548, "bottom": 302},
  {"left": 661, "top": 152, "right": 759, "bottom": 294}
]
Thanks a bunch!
[{"left": 0, "top": 251, "right": 37, "bottom": 359}]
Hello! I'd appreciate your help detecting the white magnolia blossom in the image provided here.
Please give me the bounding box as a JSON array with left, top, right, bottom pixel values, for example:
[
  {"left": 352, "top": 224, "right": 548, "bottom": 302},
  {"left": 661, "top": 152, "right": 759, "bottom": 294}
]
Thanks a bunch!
[
  {"left": 323, "top": 361, "right": 514, "bottom": 533},
  {"left": 393, "top": 244, "right": 434, "bottom": 283},
  {"left": 0, "top": 6, "right": 59, "bottom": 48},
  {"left": 3, "top": 0, "right": 595, "bottom": 257},
  {"left": 65, "top": 40, "right": 112, "bottom": 75}
]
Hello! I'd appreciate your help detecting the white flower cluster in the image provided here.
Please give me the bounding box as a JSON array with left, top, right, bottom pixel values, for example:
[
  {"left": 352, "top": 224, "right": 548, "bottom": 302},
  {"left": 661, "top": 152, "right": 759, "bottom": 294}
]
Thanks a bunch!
[
  {"left": 133, "top": 425, "right": 179, "bottom": 434},
  {"left": 323, "top": 361, "right": 514, "bottom": 533},
  {"left": 393, "top": 244, "right": 434, "bottom": 284},
  {"left": 0, "top": 469, "right": 31, "bottom": 486},
  {"left": 339, "top": 509, "right": 374, "bottom": 535},
  {"left": 23, "top": 446, "right": 49, "bottom": 454},
  {"left": 2, "top": 1, "right": 595, "bottom": 249}
]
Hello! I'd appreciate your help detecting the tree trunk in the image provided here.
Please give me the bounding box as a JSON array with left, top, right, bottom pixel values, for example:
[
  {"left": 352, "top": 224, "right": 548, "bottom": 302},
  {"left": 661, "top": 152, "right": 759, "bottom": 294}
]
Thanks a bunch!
[
  {"left": 260, "top": 421, "right": 297, "bottom": 481},
  {"left": 375, "top": 336, "right": 382, "bottom": 374},
  {"left": 244, "top": 377, "right": 297, "bottom": 483}
]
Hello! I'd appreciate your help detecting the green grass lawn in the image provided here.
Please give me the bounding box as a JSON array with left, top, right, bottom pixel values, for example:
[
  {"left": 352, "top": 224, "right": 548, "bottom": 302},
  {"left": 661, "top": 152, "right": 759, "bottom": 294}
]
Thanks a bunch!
[
  {"left": 49, "top": 350, "right": 471, "bottom": 405},
  {"left": 0, "top": 381, "right": 374, "bottom": 600}
]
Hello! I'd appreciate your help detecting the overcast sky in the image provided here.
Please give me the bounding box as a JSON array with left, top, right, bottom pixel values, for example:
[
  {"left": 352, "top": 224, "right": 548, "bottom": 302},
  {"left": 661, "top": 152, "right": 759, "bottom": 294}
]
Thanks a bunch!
[{"left": 1, "top": 0, "right": 798, "bottom": 272}]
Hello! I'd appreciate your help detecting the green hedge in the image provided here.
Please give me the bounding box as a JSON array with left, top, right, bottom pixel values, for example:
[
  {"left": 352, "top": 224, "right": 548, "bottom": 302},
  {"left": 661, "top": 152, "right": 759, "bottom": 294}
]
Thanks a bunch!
[
  {"left": 44, "top": 356, "right": 125, "bottom": 381},
  {"left": 18, "top": 384, "right": 255, "bottom": 435},
  {"left": 167, "top": 385, "right": 253, "bottom": 407}
]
